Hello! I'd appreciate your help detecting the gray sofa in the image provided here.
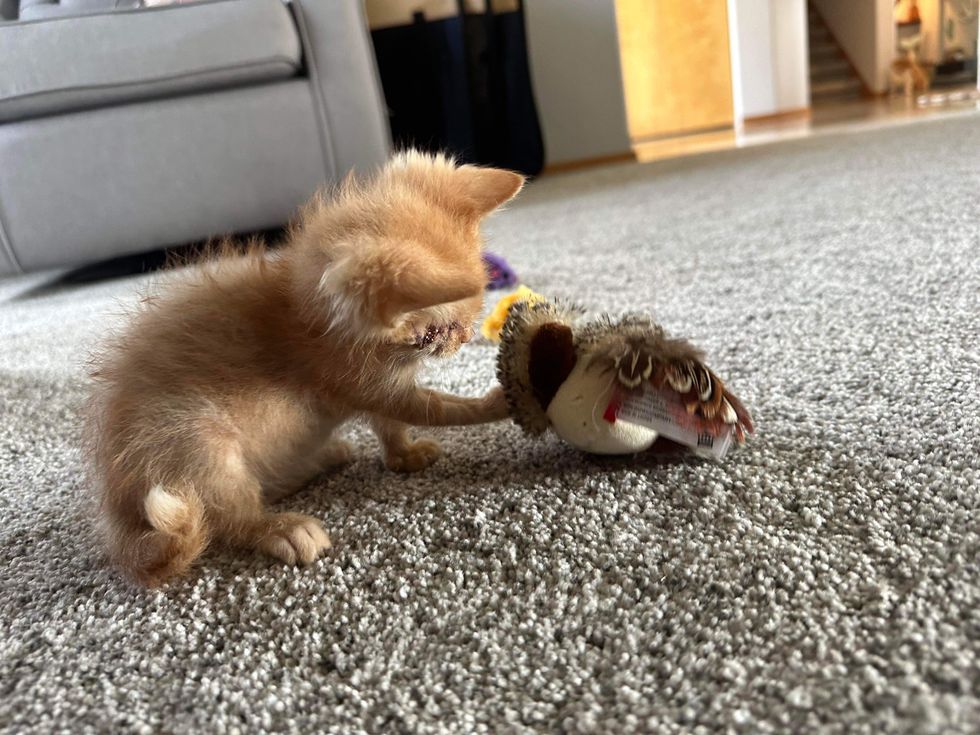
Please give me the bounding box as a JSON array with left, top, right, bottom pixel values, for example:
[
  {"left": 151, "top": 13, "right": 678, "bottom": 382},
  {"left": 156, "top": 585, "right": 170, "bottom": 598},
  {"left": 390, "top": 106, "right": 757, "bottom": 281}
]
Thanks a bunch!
[{"left": 0, "top": 0, "right": 391, "bottom": 274}]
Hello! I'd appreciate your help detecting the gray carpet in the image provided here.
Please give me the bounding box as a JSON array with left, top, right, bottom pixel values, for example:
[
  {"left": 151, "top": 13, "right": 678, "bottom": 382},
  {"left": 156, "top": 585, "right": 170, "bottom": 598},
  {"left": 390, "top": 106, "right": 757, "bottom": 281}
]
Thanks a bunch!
[{"left": 2, "top": 114, "right": 979, "bottom": 734}]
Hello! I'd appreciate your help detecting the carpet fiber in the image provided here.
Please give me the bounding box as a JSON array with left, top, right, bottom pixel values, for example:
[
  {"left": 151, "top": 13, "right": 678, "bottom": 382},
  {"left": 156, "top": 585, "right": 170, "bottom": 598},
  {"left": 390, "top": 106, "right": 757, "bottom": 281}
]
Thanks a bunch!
[{"left": 2, "top": 115, "right": 979, "bottom": 734}]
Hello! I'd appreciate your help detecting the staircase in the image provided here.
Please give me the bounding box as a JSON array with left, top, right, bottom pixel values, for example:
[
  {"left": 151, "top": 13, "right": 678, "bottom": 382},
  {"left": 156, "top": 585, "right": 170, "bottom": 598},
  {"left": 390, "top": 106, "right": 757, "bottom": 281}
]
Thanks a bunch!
[{"left": 808, "top": 4, "right": 865, "bottom": 104}]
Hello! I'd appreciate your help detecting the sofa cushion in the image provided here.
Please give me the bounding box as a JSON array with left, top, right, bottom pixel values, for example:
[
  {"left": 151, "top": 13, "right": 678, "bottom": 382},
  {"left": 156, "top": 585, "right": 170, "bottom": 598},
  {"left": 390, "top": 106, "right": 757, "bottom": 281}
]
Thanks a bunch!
[{"left": 0, "top": 0, "right": 301, "bottom": 123}]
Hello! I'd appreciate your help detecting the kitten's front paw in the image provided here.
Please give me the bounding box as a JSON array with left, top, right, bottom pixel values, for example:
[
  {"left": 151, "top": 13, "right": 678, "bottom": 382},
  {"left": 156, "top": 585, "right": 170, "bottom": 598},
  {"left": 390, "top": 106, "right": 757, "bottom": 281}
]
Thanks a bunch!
[
  {"left": 384, "top": 438, "right": 443, "bottom": 473},
  {"left": 256, "top": 512, "right": 332, "bottom": 565}
]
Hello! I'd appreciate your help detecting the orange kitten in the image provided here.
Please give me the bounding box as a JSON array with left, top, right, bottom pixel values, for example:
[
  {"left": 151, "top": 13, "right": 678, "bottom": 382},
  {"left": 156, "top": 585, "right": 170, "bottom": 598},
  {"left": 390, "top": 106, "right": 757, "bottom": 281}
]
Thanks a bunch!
[{"left": 85, "top": 152, "right": 524, "bottom": 587}]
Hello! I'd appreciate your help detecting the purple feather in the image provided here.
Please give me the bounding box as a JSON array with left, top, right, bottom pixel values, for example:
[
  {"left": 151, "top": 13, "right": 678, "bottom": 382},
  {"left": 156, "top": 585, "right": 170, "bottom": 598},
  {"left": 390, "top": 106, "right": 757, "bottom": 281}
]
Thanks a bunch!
[{"left": 482, "top": 252, "right": 517, "bottom": 290}]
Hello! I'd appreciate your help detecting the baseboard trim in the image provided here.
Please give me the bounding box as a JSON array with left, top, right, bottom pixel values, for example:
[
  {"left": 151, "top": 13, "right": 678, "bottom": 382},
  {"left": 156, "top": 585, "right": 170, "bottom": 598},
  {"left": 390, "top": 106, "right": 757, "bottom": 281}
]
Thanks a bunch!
[
  {"left": 632, "top": 128, "right": 736, "bottom": 163},
  {"left": 630, "top": 123, "right": 734, "bottom": 146},
  {"left": 542, "top": 151, "right": 637, "bottom": 174},
  {"left": 743, "top": 107, "right": 811, "bottom": 126}
]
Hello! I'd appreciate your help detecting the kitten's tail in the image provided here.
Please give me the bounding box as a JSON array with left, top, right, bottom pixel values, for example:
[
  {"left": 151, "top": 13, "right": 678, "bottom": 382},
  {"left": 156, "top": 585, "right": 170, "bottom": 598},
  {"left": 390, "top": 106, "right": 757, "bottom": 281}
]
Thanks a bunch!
[{"left": 116, "top": 484, "right": 208, "bottom": 587}]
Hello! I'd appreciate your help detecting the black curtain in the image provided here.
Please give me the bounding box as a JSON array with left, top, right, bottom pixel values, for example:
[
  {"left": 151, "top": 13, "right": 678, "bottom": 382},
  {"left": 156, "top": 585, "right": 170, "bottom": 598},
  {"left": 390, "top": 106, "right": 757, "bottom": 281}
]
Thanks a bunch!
[{"left": 371, "top": 1, "right": 545, "bottom": 177}]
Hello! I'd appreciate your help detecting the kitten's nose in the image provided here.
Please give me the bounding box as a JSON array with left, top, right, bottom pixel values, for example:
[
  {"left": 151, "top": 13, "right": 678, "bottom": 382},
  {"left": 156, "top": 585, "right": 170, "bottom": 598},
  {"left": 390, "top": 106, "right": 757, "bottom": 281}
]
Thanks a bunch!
[{"left": 460, "top": 327, "right": 472, "bottom": 343}]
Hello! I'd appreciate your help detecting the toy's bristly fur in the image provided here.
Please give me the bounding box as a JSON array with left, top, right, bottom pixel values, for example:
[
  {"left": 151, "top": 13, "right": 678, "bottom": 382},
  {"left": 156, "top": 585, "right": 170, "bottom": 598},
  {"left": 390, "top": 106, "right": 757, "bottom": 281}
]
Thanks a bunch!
[
  {"left": 579, "top": 313, "right": 754, "bottom": 441},
  {"left": 578, "top": 313, "right": 705, "bottom": 379},
  {"left": 496, "top": 299, "right": 583, "bottom": 435},
  {"left": 497, "top": 307, "right": 754, "bottom": 444}
]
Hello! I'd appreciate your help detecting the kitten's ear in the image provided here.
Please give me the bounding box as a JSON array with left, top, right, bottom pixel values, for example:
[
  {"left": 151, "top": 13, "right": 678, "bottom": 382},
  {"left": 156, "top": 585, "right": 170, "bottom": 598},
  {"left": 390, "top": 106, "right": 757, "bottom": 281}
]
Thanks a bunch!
[
  {"left": 456, "top": 166, "right": 526, "bottom": 218},
  {"left": 375, "top": 253, "right": 485, "bottom": 326}
]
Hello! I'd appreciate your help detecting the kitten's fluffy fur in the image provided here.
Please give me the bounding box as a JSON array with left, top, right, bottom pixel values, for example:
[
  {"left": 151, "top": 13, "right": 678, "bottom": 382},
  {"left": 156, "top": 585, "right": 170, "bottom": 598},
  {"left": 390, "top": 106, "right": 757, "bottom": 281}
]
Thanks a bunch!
[{"left": 86, "top": 152, "right": 524, "bottom": 587}]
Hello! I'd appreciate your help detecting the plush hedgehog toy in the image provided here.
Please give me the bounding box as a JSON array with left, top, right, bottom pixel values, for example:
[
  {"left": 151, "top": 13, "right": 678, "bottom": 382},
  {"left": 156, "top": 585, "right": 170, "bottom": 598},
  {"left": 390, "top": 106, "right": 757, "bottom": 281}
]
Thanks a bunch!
[{"left": 491, "top": 296, "right": 754, "bottom": 458}]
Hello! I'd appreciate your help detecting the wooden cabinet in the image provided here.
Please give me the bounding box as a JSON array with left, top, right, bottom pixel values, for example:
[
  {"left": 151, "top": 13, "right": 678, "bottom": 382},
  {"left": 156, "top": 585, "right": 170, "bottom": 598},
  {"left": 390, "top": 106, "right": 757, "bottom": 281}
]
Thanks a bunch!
[{"left": 614, "top": 0, "right": 734, "bottom": 141}]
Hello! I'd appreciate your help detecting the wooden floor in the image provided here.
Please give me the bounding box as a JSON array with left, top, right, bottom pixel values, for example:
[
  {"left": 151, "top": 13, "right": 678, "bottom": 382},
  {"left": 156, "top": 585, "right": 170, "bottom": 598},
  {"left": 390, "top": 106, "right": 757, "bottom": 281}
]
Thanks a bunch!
[{"left": 631, "top": 86, "right": 980, "bottom": 164}]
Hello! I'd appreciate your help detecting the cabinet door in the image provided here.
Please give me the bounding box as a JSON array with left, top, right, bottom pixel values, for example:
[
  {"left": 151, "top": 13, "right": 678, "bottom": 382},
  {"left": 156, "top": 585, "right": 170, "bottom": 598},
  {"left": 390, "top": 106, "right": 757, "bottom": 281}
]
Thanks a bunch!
[{"left": 615, "top": 0, "right": 734, "bottom": 140}]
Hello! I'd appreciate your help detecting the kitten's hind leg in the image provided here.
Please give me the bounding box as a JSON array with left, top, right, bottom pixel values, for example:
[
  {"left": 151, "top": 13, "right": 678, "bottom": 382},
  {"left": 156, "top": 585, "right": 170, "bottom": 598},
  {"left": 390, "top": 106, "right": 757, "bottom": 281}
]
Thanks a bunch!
[
  {"left": 216, "top": 486, "right": 332, "bottom": 566},
  {"left": 204, "top": 438, "right": 332, "bottom": 566},
  {"left": 318, "top": 438, "right": 354, "bottom": 468},
  {"left": 261, "top": 437, "right": 354, "bottom": 503},
  {"left": 371, "top": 415, "right": 442, "bottom": 473}
]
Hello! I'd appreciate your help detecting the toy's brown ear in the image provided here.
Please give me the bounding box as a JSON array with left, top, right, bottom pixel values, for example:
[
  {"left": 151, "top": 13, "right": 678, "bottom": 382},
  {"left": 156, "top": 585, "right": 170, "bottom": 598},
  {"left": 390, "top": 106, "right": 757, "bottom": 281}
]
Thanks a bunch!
[{"left": 528, "top": 323, "right": 577, "bottom": 411}]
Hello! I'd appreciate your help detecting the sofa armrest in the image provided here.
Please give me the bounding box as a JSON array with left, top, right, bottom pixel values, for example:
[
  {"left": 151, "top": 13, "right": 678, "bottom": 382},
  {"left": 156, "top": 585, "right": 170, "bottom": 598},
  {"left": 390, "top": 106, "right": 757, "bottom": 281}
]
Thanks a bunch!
[
  {"left": 17, "top": 0, "right": 140, "bottom": 21},
  {"left": 289, "top": 0, "right": 391, "bottom": 180}
]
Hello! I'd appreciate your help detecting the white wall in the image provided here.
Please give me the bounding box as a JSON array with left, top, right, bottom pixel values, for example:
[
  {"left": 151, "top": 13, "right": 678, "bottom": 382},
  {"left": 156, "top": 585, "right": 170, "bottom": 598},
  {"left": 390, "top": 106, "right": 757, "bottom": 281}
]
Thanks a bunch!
[
  {"left": 812, "top": 0, "right": 895, "bottom": 92},
  {"left": 522, "top": 0, "right": 632, "bottom": 165},
  {"left": 730, "top": 0, "right": 810, "bottom": 120},
  {"left": 727, "top": 0, "right": 745, "bottom": 122},
  {"left": 732, "top": 0, "right": 776, "bottom": 118},
  {"left": 771, "top": 1, "right": 810, "bottom": 110}
]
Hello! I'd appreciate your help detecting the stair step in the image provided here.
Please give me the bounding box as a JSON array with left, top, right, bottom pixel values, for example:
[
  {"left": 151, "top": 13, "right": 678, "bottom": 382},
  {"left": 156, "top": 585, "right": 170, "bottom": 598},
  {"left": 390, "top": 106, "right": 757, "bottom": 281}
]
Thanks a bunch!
[
  {"left": 811, "top": 77, "right": 864, "bottom": 100},
  {"left": 810, "top": 58, "right": 852, "bottom": 81},
  {"left": 811, "top": 56, "right": 849, "bottom": 72},
  {"left": 811, "top": 77, "right": 862, "bottom": 94},
  {"left": 810, "top": 44, "right": 842, "bottom": 61},
  {"left": 809, "top": 37, "right": 835, "bottom": 50},
  {"left": 808, "top": 4, "right": 856, "bottom": 99}
]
